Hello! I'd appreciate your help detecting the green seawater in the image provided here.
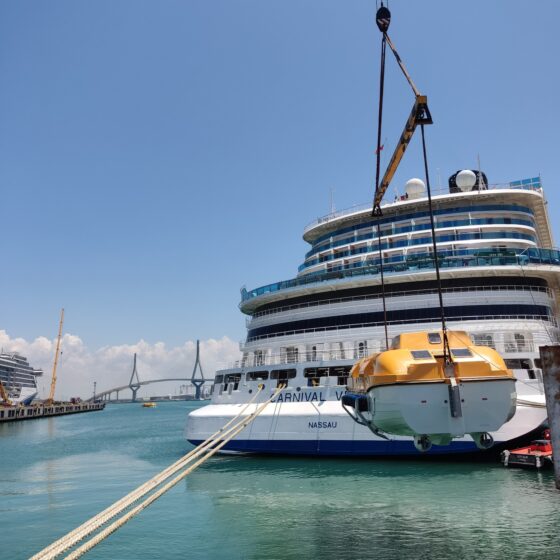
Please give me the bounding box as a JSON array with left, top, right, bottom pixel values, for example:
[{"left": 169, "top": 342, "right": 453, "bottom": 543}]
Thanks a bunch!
[{"left": 1, "top": 402, "right": 559, "bottom": 560}]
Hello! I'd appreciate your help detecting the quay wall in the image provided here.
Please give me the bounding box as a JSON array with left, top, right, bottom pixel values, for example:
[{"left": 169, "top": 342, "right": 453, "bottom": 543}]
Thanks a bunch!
[{"left": 0, "top": 402, "right": 105, "bottom": 423}]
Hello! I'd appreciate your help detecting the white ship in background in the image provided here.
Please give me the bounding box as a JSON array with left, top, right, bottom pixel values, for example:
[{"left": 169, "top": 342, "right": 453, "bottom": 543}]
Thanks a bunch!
[
  {"left": 185, "top": 173, "right": 557, "bottom": 456},
  {"left": 0, "top": 353, "right": 43, "bottom": 405}
]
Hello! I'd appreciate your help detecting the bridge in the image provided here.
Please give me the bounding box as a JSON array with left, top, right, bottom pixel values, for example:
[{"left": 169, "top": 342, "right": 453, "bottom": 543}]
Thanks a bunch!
[
  {"left": 91, "top": 377, "right": 212, "bottom": 402},
  {"left": 90, "top": 343, "right": 211, "bottom": 402}
]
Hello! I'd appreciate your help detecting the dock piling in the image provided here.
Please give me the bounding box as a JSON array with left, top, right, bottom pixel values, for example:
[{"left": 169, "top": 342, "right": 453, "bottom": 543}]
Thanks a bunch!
[{"left": 539, "top": 345, "right": 560, "bottom": 489}]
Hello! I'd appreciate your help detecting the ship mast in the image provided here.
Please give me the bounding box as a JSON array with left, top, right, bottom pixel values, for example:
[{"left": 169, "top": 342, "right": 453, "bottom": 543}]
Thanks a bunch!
[{"left": 47, "top": 308, "right": 64, "bottom": 405}]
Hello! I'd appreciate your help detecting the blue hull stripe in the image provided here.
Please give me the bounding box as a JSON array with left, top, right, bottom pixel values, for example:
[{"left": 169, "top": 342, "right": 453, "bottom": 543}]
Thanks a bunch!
[{"left": 187, "top": 438, "right": 482, "bottom": 456}]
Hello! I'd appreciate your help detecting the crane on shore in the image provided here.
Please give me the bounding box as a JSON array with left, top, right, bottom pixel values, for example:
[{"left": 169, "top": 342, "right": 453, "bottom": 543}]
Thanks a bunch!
[{"left": 46, "top": 308, "right": 64, "bottom": 405}]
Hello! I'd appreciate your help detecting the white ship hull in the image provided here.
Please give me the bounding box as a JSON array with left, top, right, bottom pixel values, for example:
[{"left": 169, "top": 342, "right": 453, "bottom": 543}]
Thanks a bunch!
[{"left": 185, "top": 384, "right": 546, "bottom": 456}]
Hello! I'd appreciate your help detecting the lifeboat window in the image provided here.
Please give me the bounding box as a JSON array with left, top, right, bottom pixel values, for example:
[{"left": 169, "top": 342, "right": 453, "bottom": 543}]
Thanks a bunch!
[
  {"left": 428, "top": 333, "right": 442, "bottom": 344},
  {"left": 450, "top": 348, "right": 472, "bottom": 358},
  {"left": 411, "top": 350, "right": 432, "bottom": 360},
  {"left": 246, "top": 371, "right": 269, "bottom": 381}
]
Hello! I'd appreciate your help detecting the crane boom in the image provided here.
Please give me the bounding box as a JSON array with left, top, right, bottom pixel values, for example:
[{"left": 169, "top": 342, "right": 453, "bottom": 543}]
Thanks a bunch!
[
  {"left": 373, "top": 95, "right": 432, "bottom": 213},
  {"left": 47, "top": 308, "right": 64, "bottom": 404}
]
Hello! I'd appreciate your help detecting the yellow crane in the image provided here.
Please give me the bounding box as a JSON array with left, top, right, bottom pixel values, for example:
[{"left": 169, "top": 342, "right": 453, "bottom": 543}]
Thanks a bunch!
[
  {"left": 46, "top": 308, "right": 65, "bottom": 405},
  {"left": 0, "top": 379, "right": 12, "bottom": 406}
]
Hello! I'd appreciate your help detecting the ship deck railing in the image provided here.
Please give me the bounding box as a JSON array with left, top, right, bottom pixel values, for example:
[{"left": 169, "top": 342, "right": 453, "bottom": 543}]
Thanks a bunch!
[
  {"left": 241, "top": 314, "right": 556, "bottom": 346},
  {"left": 302, "top": 178, "right": 543, "bottom": 234},
  {"left": 229, "top": 341, "right": 540, "bottom": 369},
  {"left": 248, "top": 284, "right": 554, "bottom": 322},
  {"left": 241, "top": 248, "right": 560, "bottom": 304}
]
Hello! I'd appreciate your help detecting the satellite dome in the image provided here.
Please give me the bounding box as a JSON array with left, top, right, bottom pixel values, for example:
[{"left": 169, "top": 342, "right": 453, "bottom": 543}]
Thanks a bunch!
[
  {"left": 455, "top": 170, "right": 477, "bottom": 191},
  {"left": 405, "top": 178, "right": 426, "bottom": 199}
]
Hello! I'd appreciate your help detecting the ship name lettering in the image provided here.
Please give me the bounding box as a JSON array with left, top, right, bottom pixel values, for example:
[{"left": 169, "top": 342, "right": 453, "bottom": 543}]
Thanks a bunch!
[{"left": 308, "top": 421, "right": 338, "bottom": 429}]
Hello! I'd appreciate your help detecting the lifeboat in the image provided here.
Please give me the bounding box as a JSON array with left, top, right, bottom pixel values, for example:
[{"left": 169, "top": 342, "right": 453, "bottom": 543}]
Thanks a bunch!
[
  {"left": 142, "top": 402, "right": 157, "bottom": 408},
  {"left": 342, "top": 330, "right": 517, "bottom": 452}
]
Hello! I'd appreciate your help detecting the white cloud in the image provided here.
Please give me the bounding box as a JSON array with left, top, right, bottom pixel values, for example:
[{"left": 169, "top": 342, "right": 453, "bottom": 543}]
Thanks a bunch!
[{"left": 0, "top": 330, "right": 240, "bottom": 401}]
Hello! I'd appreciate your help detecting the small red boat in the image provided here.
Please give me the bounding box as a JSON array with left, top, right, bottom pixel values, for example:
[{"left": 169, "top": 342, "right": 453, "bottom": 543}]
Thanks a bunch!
[{"left": 501, "top": 430, "right": 553, "bottom": 469}]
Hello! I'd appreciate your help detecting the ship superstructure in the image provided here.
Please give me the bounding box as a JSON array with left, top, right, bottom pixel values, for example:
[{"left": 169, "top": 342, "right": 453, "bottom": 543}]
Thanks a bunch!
[{"left": 0, "top": 353, "right": 43, "bottom": 405}]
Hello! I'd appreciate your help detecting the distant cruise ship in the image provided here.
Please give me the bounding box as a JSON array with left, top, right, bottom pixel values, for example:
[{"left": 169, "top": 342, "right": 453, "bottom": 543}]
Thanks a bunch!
[
  {"left": 185, "top": 173, "right": 558, "bottom": 456},
  {"left": 0, "top": 353, "right": 43, "bottom": 404}
]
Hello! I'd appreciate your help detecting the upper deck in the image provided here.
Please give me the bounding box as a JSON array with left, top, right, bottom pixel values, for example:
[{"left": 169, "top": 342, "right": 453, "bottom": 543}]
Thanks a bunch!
[
  {"left": 303, "top": 179, "right": 550, "bottom": 245},
  {"left": 240, "top": 178, "right": 557, "bottom": 314}
]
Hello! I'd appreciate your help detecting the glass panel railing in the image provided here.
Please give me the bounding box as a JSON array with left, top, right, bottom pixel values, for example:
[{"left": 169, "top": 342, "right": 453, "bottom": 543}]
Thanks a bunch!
[
  {"left": 308, "top": 203, "right": 535, "bottom": 245},
  {"left": 242, "top": 248, "right": 560, "bottom": 302},
  {"left": 305, "top": 216, "right": 536, "bottom": 259},
  {"left": 300, "top": 231, "right": 538, "bottom": 271}
]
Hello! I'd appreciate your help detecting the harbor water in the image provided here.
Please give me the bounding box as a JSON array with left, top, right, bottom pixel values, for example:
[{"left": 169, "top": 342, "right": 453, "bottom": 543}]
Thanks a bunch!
[{"left": 1, "top": 402, "right": 559, "bottom": 560}]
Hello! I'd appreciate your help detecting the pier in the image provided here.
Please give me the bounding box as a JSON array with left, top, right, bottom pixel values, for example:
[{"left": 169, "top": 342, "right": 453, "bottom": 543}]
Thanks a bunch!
[{"left": 0, "top": 401, "right": 105, "bottom": 423}]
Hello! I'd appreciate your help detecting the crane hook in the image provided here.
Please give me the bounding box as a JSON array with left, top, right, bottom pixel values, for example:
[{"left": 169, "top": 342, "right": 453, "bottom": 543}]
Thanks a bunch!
[{"left": 376, "top": 4, "right": 391, "bottom": 33}]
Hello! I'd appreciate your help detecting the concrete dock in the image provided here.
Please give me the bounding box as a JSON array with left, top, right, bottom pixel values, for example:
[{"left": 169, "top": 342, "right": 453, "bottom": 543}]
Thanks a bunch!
[{"left": 0, "top": 402, "right": 105, "bottom": 423}]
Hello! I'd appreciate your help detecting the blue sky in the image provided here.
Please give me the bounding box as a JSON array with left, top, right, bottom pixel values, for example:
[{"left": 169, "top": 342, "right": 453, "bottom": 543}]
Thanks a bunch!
[{"left": 2, "top": 0, "right": 560, "bottom": 352}]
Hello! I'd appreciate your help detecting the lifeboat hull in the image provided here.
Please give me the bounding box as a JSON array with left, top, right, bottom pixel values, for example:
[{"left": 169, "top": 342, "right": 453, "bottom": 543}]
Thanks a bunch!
[{"left": 369, "top": 378, "right": 516, "bottom": 438}]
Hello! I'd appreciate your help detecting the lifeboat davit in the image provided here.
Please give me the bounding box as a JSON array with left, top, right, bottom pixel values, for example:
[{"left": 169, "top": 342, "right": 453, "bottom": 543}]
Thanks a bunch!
[{"left": 342, "top": 331, "right": 517, "bottom": 452}]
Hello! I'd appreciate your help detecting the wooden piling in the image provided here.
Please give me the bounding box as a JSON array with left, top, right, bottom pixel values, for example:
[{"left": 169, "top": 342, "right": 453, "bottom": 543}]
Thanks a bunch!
[{"left": 539, "top": 345, "right": 560, "bottom": 489}]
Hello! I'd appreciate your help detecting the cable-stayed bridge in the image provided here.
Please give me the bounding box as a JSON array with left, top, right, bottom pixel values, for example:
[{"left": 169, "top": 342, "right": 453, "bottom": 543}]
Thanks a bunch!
[{"left": 89, "top": 342, "right": 210, "bottom": 402}]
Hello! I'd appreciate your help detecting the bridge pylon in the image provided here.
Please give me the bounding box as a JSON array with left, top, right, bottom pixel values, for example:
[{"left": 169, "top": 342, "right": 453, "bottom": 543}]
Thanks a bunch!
[
  {"left": 129, "top": 353, "right": 141, "bottom": 402},
  {"left": 191, "top": 340, "right": 205, "bottom": 400}
]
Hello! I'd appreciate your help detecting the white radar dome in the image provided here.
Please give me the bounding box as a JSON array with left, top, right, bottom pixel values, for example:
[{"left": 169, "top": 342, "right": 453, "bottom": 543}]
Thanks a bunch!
[
  {"left": 405, "top": 178, "right": 426, "bottom": 199},
  {"left": 456, "top": 169, "right": 477, "bottom": 191}
]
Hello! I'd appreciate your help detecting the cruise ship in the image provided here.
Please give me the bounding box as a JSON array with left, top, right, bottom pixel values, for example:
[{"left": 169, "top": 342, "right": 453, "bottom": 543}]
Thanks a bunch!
[
  {"left": 185, "top": 174, "right": 559, "bottom": 455},
  {"left": 0, "top": 353, "right": 43, "bottom": 405}
]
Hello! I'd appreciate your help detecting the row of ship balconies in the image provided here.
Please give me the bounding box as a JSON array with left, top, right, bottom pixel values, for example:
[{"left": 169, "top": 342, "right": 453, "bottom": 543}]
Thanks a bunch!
[
  {"left": 240, "top": 247, "right": 560, "bottom": 306},
  {"left": 299, "top": 228, "right": 537, "bottom": 275},
  {"left": 305, "top": 214, "right": 536, "bottom": 260},
  {"left": 246, "top": 285, "right": 554, "bottom": 329}
]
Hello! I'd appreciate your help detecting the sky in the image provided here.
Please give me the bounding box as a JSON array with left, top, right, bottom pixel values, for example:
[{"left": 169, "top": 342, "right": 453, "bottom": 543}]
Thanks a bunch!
[{"left": 1, "top": 1, "right": 559, "bottom": 398}]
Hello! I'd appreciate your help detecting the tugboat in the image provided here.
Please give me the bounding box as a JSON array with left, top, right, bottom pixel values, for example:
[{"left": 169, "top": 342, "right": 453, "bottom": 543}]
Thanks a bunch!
[
  {"left": 343, "top": 330, "right": 517, "bottom": 451},
  {"left": 501, "top": 430, "right": 553, "bottom": 469}
]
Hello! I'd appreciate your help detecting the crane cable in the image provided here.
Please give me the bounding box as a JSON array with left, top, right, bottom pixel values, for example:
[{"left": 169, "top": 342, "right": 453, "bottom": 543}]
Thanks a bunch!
[
  {"left": 371, "top": 3, "right": 450, "bottom": 360},
  {"left": 373, "top": 28, "right": 389, "bottom": 351},
  {"left": 32, "top": 384, "right": 284, "bottom": 560}
]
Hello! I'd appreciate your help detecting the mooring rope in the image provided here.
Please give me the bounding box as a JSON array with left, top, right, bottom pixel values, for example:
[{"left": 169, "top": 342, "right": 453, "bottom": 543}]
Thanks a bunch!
[{"left": 32, "top": 384, "right": 283, "bottom": 560}]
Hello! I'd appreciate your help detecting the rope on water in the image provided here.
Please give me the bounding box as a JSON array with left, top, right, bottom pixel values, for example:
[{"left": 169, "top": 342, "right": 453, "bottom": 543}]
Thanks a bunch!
[{"left": 31, "top": 384, "right": 283, "bottom": 560}]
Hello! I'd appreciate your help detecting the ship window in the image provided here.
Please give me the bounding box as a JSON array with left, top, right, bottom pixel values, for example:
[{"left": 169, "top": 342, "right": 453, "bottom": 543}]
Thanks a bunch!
[
  {"left": 450, "top": 348, "right": 472, "bottom": 358},
  {"left": 254, "top": 350, "right": 265, "bottom": 366},
  {"left": 356, "top": 341, "right": 368, "bottom": 358},
  {"left": 411, "top": 350, "right": 432, "bottom": 360},
  {"left": 214, "top": 375, "right": 224, "bottom": 384},
  {"left": 428, "top": 333, "right": 441, "bottom": 344},
  {"left": 535, "top": 358, "right": 542, "bottom": 369},
  {"left": 246, "top": 371, "right": 269, "bottom": 381},
  {"left": 271, "top": 369, "right": 296, "bottom": 379},
  {"left": 304, "top": 368, "right": 329, "bottom": 378},
  {"left": 472, "top": 333, "right": 494, "bottom": 347},
  {"left": 505, "top": 359, "right": 532, "bottom": 370},
  {"left": 224, "top": 373, "right": 242, "bottom": 391},
  {"left": 304, "top": 367, "right": 328, "bottom": 387},
  {"left": 271, "top": 368, "right": 296, "bottom": 388}
]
